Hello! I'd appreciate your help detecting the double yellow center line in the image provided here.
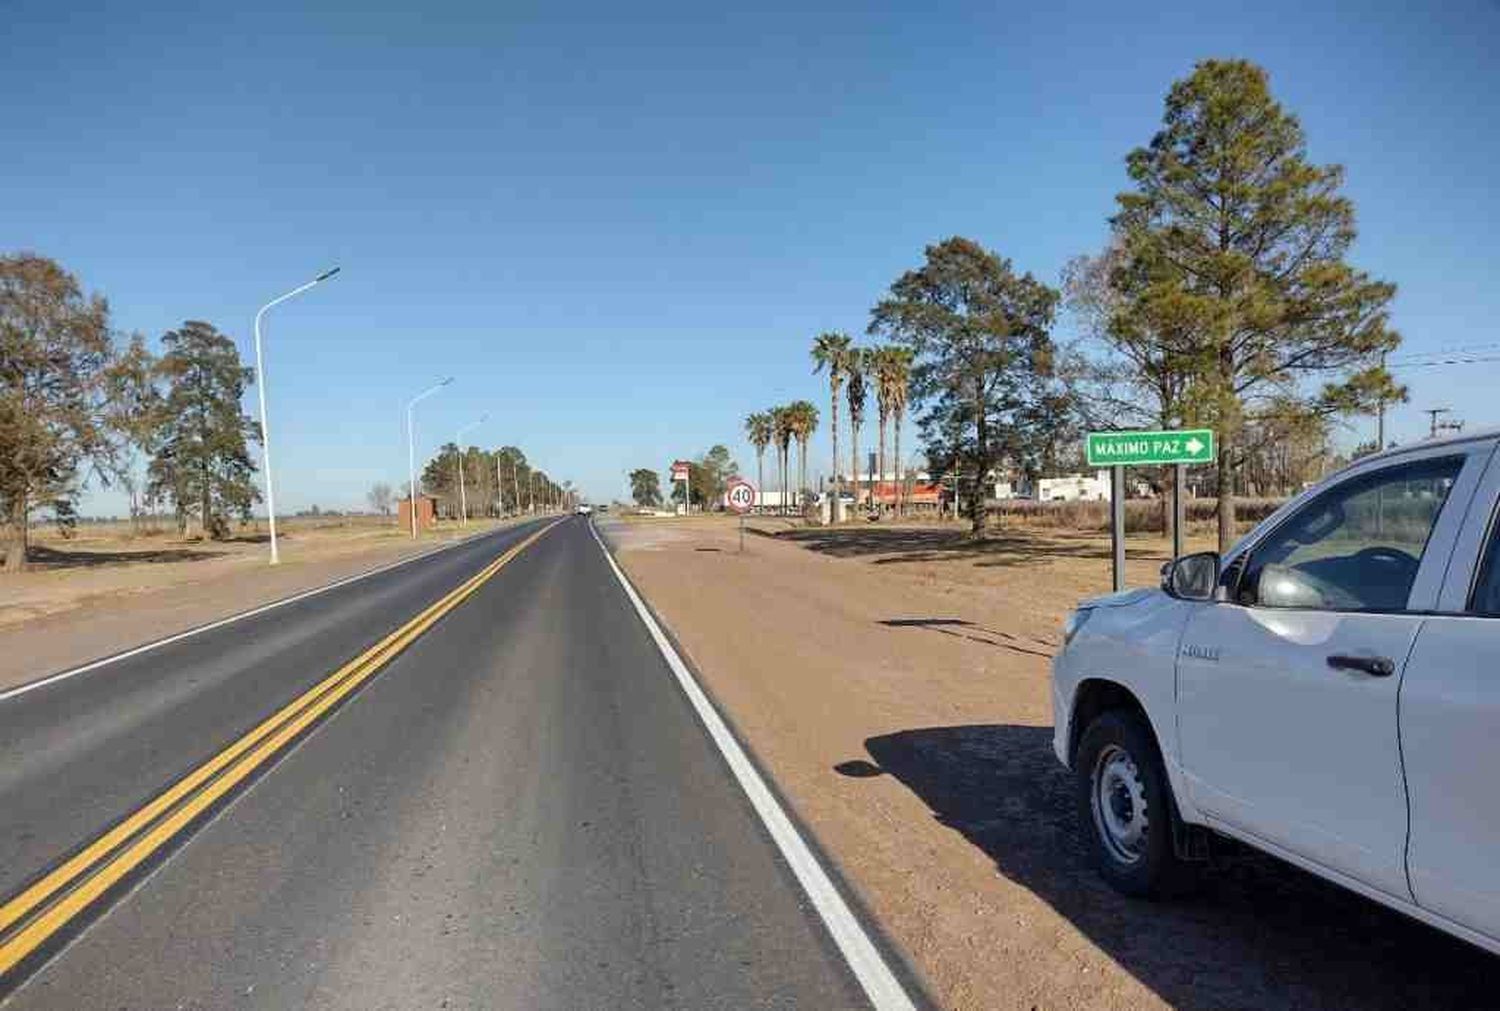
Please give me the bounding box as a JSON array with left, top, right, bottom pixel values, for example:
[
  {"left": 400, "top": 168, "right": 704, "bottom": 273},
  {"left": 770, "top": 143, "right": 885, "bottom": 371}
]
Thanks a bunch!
[{"left": 0, "top": 519, "right": 561, "bottom": 979}]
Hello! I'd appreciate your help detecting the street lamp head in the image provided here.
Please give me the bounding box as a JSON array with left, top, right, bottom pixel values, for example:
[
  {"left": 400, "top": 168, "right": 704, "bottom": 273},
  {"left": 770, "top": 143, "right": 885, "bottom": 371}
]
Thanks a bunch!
[{"left": 314, "top": 266, "right": 341, "bottom": 283}]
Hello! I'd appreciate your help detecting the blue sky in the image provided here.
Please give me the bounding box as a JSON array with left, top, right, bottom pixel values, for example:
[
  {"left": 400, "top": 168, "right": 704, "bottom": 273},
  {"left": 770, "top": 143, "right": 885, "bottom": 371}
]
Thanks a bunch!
[{"left": 7, "top": 0, "right": 1499, "bottom": 510}]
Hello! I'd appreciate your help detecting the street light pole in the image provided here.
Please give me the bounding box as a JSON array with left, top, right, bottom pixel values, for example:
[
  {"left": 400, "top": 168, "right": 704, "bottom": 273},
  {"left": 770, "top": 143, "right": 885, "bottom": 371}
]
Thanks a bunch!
[
  {"left": 455, "top": 415, "right": 487, "bottom": 527},
  {"left": 406, "top": 377, "right": 454, "bottom": 538},
  {"left": 252, "top": 266, "right": 339, "bottom": 564}
]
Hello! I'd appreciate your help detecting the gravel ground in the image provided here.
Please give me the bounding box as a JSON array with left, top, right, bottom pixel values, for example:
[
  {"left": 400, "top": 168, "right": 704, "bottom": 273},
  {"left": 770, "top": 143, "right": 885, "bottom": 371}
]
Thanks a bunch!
[{"left": 604, "top": 514, "right": 1497, "bottom": 1010}]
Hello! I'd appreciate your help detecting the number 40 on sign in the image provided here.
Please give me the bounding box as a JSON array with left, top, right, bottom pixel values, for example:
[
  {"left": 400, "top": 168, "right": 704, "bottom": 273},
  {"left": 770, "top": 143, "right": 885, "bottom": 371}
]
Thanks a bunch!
[{"left": 725, "top": 479, "right": 756, "bottom": 552}]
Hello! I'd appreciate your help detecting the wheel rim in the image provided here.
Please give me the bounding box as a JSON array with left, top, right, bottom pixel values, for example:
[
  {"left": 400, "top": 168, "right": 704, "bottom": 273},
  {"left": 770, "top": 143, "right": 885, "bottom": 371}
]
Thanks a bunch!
[{"left": 1091, "top": 743, "right": 1148, "bottom": 865}]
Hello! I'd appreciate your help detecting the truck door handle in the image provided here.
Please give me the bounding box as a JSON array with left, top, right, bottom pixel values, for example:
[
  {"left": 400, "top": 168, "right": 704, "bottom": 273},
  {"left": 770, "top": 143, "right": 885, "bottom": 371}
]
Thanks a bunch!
[{"left": 1327, "top": 654, "right": 1395, "bottom": 678}]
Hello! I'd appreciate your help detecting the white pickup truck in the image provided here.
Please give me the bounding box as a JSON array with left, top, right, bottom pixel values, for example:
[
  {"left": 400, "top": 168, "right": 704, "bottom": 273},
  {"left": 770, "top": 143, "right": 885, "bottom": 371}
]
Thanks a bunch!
[{"left": 1052, "top": 429, "right": 1500, "bottom": 955}]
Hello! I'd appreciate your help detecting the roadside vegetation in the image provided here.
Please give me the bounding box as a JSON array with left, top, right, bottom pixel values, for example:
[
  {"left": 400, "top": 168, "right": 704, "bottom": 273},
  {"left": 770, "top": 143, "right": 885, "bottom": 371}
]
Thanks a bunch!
[
  {"left": 412, "top": 443, "right": 568, "bottom": 521},
  {"left": 0, "top": 250, "right": 269, "bottom": 571},
  {"left": 634, "top": 58, "right": 1401, "bottom": 541},
  {"left": 9, "top": 59, "right": 1405, "bottom": 568},
  {"left": 0, "top": 251, "right": 564, "bottom": 573}
]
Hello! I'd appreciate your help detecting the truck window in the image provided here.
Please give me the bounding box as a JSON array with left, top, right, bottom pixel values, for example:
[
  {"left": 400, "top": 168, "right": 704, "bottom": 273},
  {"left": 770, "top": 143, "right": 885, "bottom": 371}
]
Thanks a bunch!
[
  {"left": 1470, "top": 510, "right": 1500, "bottom": 616},
  {"left": 1240, "top": 455, "right": 1463, "bottom": 612}
]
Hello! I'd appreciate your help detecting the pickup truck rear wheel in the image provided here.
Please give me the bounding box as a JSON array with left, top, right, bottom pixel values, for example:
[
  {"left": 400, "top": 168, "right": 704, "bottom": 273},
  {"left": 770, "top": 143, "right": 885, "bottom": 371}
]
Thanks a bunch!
[{"left": 1075, "top": 708, "right": 1193, "bottom": 897}]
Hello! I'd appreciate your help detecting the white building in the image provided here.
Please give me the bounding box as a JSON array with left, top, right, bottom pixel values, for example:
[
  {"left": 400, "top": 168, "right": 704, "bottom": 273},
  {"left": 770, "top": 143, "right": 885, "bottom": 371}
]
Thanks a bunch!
[
  {"left": 750, "top": 490, "right": 802, "bottom": 511},
  {"left": 1038, "top": 471, "right": 1112, "bottom": 502},
  {"left": 832, "top": 469, "right": 931, "bottom": 487},
  {"left": 991, "top": 475, "right": 1029, "bottom": 500}
]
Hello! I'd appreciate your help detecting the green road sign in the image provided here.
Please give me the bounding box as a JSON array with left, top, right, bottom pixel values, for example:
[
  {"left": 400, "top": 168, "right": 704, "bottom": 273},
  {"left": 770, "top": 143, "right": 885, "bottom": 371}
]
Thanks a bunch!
[{"left": 1086, "top": 428, "right": 1215, "bottom": 467}]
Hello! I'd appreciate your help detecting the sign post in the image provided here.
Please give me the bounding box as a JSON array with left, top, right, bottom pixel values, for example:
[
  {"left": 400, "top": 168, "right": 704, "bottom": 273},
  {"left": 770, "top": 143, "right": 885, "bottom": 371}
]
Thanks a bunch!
[
  {"left": 1085, "top": 429, "right": 1215, "bottom": 592},
  {"left": 1110, "top": 466, "right": 1126, "bottom": 592},
  {"left": 671, "top": 460, "right": 691, "bottom": 516},
  {"left": 725, "top": 477, "right": 756, "bottom": 552},
  {"left": 1173, "top": 463, "right": 1186, "bottom": 562}
]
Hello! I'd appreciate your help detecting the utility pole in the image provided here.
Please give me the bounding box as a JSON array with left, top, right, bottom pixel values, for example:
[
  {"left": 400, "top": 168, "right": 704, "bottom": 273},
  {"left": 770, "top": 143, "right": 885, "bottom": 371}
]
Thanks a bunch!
[
  {"left": 455, "top": 416, "right": 487, "bottom": 527},
  {"left": 1426, "top": 407, "right": 1451, "bottom": 439},
  {"left": 453, "top": 446, "right": 465, "bottom": 525},
  {"left": 1377, "top": 349, "right": 1387, "bottom": 450}
]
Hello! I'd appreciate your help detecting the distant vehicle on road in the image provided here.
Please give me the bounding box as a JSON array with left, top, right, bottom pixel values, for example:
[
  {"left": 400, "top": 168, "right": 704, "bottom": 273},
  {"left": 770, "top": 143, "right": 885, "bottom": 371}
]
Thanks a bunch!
[
  {"left": 575, "top": 504, "right": 593, "bottom": 516},
  {"left": 1052, "top": 429, "right": 1500, "bottom": 955}
]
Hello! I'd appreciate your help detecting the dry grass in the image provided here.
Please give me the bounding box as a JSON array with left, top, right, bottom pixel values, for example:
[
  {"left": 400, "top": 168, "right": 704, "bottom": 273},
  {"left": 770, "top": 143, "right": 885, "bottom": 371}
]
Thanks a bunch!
[
  {"left": 987, "top": 496, "right": 1284, "bottom": 535},
  {"left": 32, "top": 513, "right": 398, "bottom": 545}
]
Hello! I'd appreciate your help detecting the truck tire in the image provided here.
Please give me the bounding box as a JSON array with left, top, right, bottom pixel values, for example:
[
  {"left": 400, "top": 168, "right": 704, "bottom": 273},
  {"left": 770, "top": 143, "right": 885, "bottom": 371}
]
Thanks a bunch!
[{"left": 1075, "top": 708, "right": 1194, "bottom": 897}]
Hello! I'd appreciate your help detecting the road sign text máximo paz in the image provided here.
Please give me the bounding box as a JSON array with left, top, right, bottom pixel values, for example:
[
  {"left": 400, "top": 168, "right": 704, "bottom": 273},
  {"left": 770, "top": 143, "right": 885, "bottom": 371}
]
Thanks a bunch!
[{"left": 1085, "top": 429, "right": 1216, "bottom": 467}]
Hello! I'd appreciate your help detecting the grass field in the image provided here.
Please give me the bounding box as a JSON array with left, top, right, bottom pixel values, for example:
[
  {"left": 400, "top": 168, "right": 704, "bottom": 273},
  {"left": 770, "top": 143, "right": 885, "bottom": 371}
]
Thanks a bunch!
[
  {"left": 22, "top": 513, "right": 486, "bottom": 571},
  {"left": 988, "top": 495, "right": 1284, "bottom": 534}
]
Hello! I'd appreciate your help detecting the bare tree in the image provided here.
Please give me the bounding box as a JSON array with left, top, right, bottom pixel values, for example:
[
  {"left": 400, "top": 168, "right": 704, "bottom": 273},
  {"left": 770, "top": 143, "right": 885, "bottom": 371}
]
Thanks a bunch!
[{"left": 367, "top": 481, "right": 394, "bottom": 516}]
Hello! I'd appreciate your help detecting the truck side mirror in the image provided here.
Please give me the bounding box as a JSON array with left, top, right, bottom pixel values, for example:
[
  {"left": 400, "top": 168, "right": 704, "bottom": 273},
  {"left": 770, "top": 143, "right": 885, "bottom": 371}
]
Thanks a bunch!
[{"left": 1163, "top": 551, "right": 1219, "bottom": 601}]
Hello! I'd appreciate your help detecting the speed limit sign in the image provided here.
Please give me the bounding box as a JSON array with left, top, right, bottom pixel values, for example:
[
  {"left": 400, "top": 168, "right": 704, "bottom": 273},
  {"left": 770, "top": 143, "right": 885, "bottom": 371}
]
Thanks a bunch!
[{"left": 726, "top": 479, "right": 756, "bottom": 514}]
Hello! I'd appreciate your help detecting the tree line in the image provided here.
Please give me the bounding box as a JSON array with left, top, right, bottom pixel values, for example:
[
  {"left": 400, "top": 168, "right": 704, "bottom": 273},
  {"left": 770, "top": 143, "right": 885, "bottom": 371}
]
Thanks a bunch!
[
  {"left": 1, "top": 253, "right": 263, "bottom": 571},
  {"left": 753, "top": 59, "right": 1401, "bottom": 544},
  {"left": 411, "top": 443, "right": 567, "bottom": 519},
  {"left": 627, "top": 445, "right": 739, "bottom": 510},
  {"left": 0, "top": 246, "right": 569, "bottom": 576}
]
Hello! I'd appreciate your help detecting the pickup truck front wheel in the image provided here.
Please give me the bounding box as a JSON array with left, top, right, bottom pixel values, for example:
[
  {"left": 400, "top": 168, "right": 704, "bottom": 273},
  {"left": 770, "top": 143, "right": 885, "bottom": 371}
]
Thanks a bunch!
[{"left": 1075, "top": 708, "right": 1193, "bottom": 897}]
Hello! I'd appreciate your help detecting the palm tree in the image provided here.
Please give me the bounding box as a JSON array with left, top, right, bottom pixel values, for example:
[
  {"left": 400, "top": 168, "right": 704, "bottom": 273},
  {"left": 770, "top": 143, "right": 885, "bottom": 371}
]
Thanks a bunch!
[
  {"left": 870, "top": 346, "right": 902, "bottom": 517},
  {"left": 810, "top": 331, "right": 854, "bottom": 522},
  {"left": 744, "top": 411, "right": 773, "bottom": 510},
  {"left": 787, "top": 399, "right": 819, "bottom": 513},
  {"left": 846, "top": 350, "right": 868, "bottom": 510},
  {"left": 886, "top": 349, "right": 914, "bottom": 517},
  {"left": 772, "top": 405, "right": 794, "bottom": 516}
]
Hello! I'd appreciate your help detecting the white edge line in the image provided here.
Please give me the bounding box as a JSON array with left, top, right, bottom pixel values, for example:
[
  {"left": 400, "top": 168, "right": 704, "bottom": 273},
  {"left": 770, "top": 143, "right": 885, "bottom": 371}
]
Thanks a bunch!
[
  {"left": 588, "top": 521, "right": 916, "bottom": 1011},
  {"left": 0, "top": 521, "right": 530, "bottom": 705}
]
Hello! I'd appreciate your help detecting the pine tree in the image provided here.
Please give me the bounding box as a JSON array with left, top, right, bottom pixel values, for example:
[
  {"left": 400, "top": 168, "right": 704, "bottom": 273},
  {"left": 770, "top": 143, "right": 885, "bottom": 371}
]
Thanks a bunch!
[
  {"left": 1111, "top": 59, "right": 1402, "bottom": 551},
  {"left": 148, "top": 321, "right": 261, "bottom": 539}
]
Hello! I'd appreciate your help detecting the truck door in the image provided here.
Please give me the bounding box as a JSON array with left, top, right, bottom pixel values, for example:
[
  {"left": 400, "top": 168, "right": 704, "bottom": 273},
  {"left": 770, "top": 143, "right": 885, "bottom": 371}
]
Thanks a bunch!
[
  {"left": 1177, "top": 447, "right": 1478, "bottom": 899},
  {"left": 1402, "top": 442, "right": 1500, "bottom": 940}
]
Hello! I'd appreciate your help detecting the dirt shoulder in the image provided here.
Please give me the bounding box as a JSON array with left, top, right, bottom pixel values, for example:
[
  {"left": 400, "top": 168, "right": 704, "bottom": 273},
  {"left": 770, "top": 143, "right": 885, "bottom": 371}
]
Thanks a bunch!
[
  {"left": 603, "top": 515, "right": 1491, "bottom": 1010},
  {"left": 0, "top": 516, "right": 532, "bottom": 692}
]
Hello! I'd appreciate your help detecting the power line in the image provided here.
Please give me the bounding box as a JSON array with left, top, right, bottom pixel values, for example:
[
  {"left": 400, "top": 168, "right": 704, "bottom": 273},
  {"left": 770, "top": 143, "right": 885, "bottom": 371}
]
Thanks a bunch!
[
  {"left": 1387, "top": 353, "right": 1500, "bottom": 369},
  {"left": 1389, "top": 341, "right": 1500, "bottom": 365}
]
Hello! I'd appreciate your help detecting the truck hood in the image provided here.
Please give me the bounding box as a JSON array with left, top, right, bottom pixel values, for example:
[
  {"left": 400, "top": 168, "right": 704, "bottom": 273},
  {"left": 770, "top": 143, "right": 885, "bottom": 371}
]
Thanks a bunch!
[{"left": 1077, "top": 587, "right": 1159, "bottom": 610}]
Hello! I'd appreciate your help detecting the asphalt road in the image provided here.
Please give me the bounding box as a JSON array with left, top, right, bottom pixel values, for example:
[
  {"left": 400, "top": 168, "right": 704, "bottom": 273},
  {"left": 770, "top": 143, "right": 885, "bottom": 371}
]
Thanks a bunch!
[{"left": 0, "top": 517, "right": 873, "bottom": 1008}]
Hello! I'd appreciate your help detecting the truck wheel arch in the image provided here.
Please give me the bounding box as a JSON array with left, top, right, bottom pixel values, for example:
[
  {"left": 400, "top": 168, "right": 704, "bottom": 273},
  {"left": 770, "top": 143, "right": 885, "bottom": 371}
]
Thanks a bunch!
[
  {"left": 1068, "top": 676, "right": 1207, "bottom": 839},
  {"left": 1068, "top": 678, "right": 1152, "bottom": 766}
]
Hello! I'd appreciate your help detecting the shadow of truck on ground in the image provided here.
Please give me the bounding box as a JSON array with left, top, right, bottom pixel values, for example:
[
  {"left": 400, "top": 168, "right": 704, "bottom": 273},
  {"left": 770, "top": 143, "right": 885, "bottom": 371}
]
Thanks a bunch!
[{"left": 840, "top": 725, "right": 1494, "bottom": 1009}]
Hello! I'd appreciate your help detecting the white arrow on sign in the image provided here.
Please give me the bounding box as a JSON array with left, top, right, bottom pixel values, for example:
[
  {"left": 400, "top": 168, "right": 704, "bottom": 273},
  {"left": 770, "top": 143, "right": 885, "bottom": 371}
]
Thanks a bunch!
[{"left": 1185, "top": 437, "right": 1205, "bottom": 455}]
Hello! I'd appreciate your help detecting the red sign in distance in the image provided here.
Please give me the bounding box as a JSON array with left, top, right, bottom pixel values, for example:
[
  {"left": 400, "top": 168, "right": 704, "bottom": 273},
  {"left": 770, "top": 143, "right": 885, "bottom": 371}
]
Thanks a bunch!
[{"left": 725, "top": 478, "right": 756, "bottom": 514}]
